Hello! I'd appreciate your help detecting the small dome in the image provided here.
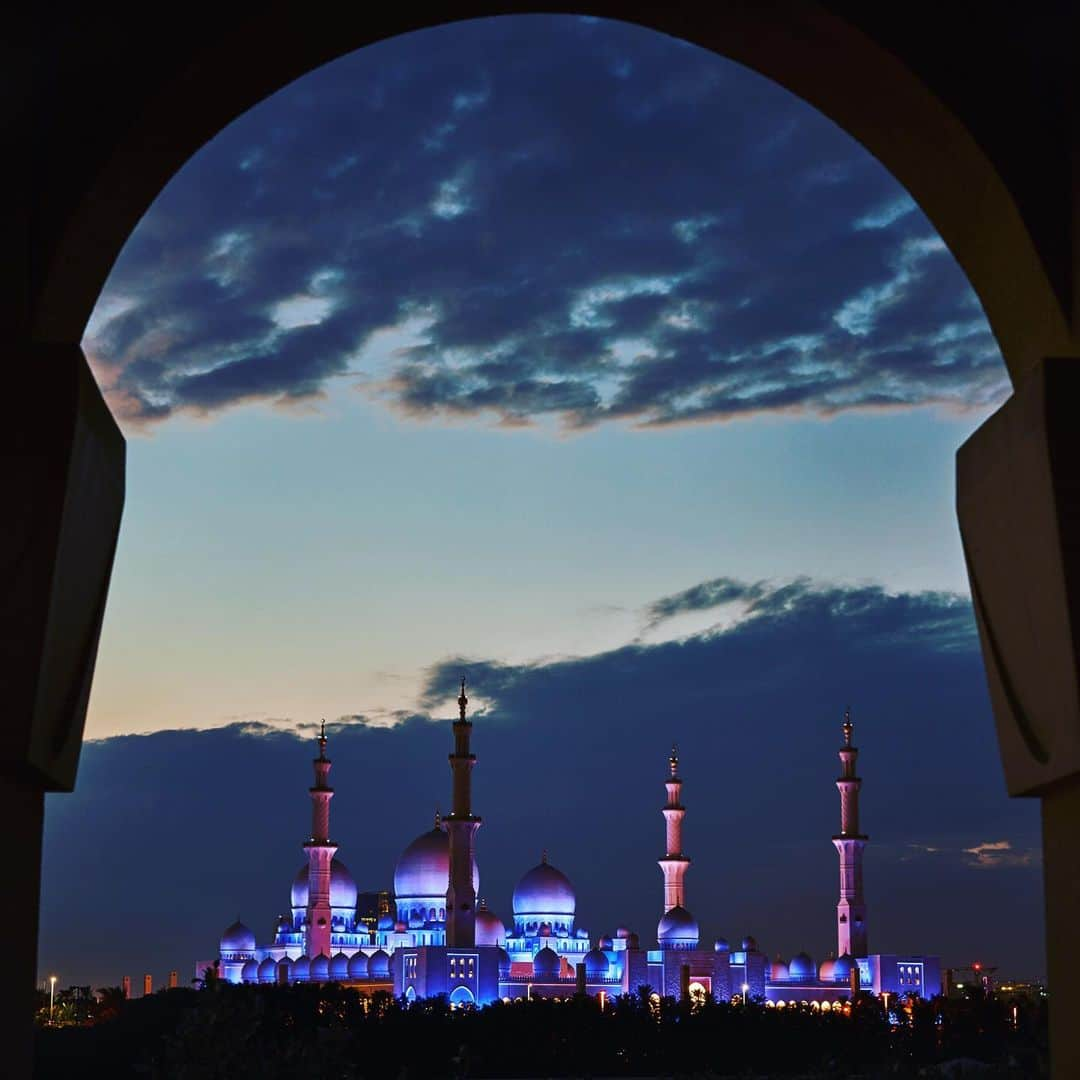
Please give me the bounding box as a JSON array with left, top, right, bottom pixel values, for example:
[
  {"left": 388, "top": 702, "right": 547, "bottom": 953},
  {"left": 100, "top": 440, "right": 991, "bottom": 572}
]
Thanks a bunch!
[
  {"left": 834, "top": 954, "right": 855, "bottom": 981},
  {"left": 513, "top": 860, "right": 576, "bottom": 919},
  {"left": 369, "top": 949, "right": 390, "bottom": 977},
  {"left": 714, "top": 938, "right": 730, "bottom": 953},
  {"left": 220, "top": 920, "right": 256, "bottom": 954},
  {"left": 771, "top": 958, "right": 789, "bottom": 981},
  {"left": 615, "top": 926, "right": 630, "bottom": 939},
  {"left": 291, "top": 858, "right": 359, "bottom": 913},
  {"left": 241, "top": 959, "right": 259, "bottom": 983},
  {"left": 394, "top": 826, "right": 478, "bottom": 900},
  {"left": 819, "top": 958, "right": 836, "bottom": 982},
  {"left": 741, "top": 935, "right": 758, "bottom": 952},
  {"left": 348, "top": 951, "right": 369, "bottom": 978},
  {"left": 293, "top": 955, "right": 311, "bottom": 981},
  {"left": 533, "top": 946, "right": 560, "bottom": 978},
  {"left": 657, "top": 905, "right": 700, "bottom": 949},
  {"left": 584, "top": 948, "right": 610, "bottom": 978},
  {"left": 788, "top": 952, "right": 815, "bottom": 980},
  {"left": 311, "top": 954, "right": 330, "bottom": 980},
  {"left": 598, "top": 936, "right": 614, "bottom": 950},
  {"left": 276, "top": 916, "right": 291, "bottom": 934},
  {"left": 257, "top": 957, "right": 277, "bottom": 982},
  {"left": 476, "top": 906, "right": 507, "bottom": 947},
  {"left": 377, "top": 913, "right": 394, "bottom": 931},
  {"left": 329, "top": 952, "right": 349, "bottom": 980},
  {"left": 496, "top": 947, "right": 512, "bottom": 978}
]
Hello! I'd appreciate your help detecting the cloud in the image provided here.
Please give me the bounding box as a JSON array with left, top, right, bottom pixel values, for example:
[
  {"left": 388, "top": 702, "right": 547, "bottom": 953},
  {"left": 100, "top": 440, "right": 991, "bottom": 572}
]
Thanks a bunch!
[
  {"left": 84, "top": 16, "right": 1008, "bottom": 432},
  {"left": 899, "top": 840, "right": 1040, "bottom": 871}
]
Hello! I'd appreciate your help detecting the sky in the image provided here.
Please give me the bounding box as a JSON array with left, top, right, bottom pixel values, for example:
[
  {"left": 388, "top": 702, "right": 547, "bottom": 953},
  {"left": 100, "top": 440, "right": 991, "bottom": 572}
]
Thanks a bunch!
[{"left": 40, "top": 15, "right": 1041, "bottom": 990}]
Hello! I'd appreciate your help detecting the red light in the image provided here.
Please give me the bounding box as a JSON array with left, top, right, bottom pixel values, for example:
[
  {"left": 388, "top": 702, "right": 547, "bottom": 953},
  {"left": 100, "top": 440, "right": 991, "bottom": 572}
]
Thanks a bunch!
[{"left": 973, "top": 963, "right": 981, "bottom": 971}]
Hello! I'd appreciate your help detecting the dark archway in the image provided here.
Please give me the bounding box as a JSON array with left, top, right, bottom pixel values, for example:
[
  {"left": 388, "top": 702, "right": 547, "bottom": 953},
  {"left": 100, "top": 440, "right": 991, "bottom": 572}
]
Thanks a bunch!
[{"left": 10, "top": 5, "right": 1079, "bottom": 1077}]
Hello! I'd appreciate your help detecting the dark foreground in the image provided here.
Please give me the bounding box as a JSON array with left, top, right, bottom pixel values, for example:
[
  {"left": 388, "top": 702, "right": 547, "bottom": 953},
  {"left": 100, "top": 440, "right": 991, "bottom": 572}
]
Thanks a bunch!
[{"left": 34, "top": 985, "right": 1047, "bottom": 1078}]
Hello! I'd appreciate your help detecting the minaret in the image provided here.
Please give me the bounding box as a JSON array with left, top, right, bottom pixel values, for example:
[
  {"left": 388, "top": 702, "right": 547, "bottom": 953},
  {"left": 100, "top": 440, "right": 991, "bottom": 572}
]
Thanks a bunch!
[
  {"left": 304, "top": 720, "right": 338, "bottom": 961},
  {"left": 445, "top": 679, "right": 481, "bottom": 947},
  {"left": 658, "top": 744, "right": 690, "bottom": 911},
  {"left": 832, "top": 709, "right": 868, "bottom": 957}
]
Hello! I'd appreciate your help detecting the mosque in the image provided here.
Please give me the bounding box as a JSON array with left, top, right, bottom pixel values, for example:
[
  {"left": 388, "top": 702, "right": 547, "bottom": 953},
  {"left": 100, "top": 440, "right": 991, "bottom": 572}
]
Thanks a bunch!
[{"left": 203, "top": 684, "right": 941, "bottom": 1007}]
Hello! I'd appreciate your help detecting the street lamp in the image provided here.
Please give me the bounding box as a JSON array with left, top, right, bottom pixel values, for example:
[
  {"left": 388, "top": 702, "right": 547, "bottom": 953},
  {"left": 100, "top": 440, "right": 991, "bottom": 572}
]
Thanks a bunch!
[
  {"left": 742, "top": 982, "right": 749, "bottom": 1006},
  {"left": 882, "top": 990, "right": 890, "bottom": 1022},
  {"left": 49, "top": 975, "right": 57, "bottom": 1025}
]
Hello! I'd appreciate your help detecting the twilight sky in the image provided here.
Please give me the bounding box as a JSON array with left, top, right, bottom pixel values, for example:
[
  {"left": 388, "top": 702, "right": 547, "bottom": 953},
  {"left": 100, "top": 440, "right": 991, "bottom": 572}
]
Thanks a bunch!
[{"left": 41, "top": 16, "right": 1040, "bottom": 990}]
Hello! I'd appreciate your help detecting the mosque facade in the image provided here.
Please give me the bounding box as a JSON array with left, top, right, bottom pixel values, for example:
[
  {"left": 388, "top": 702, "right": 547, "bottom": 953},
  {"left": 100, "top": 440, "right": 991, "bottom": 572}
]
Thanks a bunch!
[{"left": 203, "top": 687, "right": 941, "bottom": 1008}]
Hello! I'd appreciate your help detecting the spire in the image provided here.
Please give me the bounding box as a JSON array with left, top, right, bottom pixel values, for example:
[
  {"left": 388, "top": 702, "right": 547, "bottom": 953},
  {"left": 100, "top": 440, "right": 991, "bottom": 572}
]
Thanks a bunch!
[
  {"left": 669, "top": 743, "right": 679, "bottom": 778},
  {"left": 434, "top": 808, "right": 442, "bottom": 829},
  {"left": 842, "top": 707, "right": 853, "bottom": 747},
  {"left": 317, "top": 718, "right": 328, "bottom": 759},
  {"left": 458, "top": 677, "right": 468, "bottom": 720},
  {"left": 541, "top": 848, "right": 548, "bottom": 865}
]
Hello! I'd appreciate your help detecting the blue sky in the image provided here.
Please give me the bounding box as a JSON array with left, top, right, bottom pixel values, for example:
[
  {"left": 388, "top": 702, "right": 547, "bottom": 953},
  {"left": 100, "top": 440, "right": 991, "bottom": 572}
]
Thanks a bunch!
[{"left": 41, "top": 16, "right": 1040, "bottom": 989}]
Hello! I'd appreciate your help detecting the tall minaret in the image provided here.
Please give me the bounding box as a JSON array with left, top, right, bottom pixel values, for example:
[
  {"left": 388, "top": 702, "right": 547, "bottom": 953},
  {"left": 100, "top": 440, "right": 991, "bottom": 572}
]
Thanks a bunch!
[
  {"left": 832, "top": 709, "right": 868, "bottom": 957},
  {"left": 657, "top": 744, "right": 690, "bottom": 912},
  {"left": 445, "top": 679, "right": 481, "bottom": 947},
  {"left": 304, "top": 720, "right": 338, "bottom": 961}
]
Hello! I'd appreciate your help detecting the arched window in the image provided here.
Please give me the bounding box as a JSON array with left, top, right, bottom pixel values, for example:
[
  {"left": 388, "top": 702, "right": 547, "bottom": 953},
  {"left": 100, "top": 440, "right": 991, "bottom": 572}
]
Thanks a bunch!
[{"left": 450, "top": 986, "right": 475, "bottom": 1006}]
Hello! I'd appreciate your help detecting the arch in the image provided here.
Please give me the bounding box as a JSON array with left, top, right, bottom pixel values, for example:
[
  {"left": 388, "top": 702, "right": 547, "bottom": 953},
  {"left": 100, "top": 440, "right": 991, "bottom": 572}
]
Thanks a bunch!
[
  {"left": 404, "top": 986, "right": 416, "bottom": 1002},
  {"left": 449, "top": 985, "right": 475, "bottom": 1005}
]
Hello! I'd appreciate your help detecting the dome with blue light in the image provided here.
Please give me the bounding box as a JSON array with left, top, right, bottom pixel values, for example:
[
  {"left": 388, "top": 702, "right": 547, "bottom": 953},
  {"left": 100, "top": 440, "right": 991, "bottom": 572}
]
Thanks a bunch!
[
  {"left": 496, "top": 946, "right": 512, "bottom": 978},
  {"left": 657, "top": 905, "right": 700, "bottom": 950},
  {"left": 329, "top": 952, "right": 349, "bottom": 980},
  {"left": 513, "top": 856, "right": 576, "bottom": 934},
  {"left": 394, "top": 824, "right": 479, "bottom": 923},
  {"left": 741, "top": 935, "right": 758, "bottom": 952},
  {"left": 257, "top": 957, "right": 277, "bottom": 982},
  {"left": 584, "top": 948, "right": 610, "bottom": 978},
  {"left": 293, "top": 955, "right": 310, "bottom": 981},
  {"left": 533, "top": 946, "right": 560, "bottom": 978},
  {"left": 714, "top": 938, "right": 730, "bottom": 953},
  {"left": 220, "top": 920, "right": 256, "bottom": 955},
  {"left": 833, "top": 954, "right": 855, "bottom": 982},
  {"left": 311, "top": 954, "right": 330, "bottom": 979},
  {"left": 241, "top": 958, "right": 259, "bottom": 982},
  {"left": 369, "top": 949, "right": 390, "bottom": 977},
  {"left": 347, "top": 951, "right": 369, "bottom": 978},
  {"left": 788, "top": 952, "right": 815, "bottom": 980}
]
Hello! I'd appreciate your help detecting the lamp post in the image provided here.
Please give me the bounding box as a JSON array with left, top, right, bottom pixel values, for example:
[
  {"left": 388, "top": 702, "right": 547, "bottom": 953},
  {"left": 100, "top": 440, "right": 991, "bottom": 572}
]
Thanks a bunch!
[
  {"left": 48, "top": 976, "right": 57, "bottom": 1025},
  {"left": 742, "top": 982, "right": 749, "bottom": 1006},
  {"left": 882, "top": 990, "right": 890, "bottom": 1023}
]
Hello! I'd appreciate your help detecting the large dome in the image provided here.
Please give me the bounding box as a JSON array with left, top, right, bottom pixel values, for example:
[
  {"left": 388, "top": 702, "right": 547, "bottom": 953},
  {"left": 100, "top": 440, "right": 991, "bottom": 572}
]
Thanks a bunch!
[
  {"left": 513, "top": 859, "right": 576, "bottom": 919},
  {"left": 291, "top": 857, "right": 358, "bottom": 912},
  {"left": 657, "top": 905, "right": 700, "bottom": 949},
  {"left": 788, "top": 952, "right": 815, "bottom": 980},
  {"left": 394, "top": 826, "right": 479, "bottom": 899},
  {"left": 220, "top": 920, "right": 256, "bottom": 954}
]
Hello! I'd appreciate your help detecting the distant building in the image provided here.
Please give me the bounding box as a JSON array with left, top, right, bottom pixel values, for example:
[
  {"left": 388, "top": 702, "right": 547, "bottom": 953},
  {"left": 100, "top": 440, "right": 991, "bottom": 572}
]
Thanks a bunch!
[{"left": 204, "top": 693, "right": 941, "bottom": 1006}]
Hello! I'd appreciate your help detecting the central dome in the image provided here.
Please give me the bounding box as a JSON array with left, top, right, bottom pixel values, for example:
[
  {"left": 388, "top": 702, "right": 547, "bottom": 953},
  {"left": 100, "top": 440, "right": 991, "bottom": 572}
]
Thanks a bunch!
[
  {"left": 291, "top": 857, "right": 358, "bottom": 912},
  {"left": 657, "top": 905, "right": 700, "bottom": 949},
  {"left": 394, "top": 825, "right": 479, "bottom": 899},
  {"left": 513, "top": 859, "right": 576, "bottom": 919}
]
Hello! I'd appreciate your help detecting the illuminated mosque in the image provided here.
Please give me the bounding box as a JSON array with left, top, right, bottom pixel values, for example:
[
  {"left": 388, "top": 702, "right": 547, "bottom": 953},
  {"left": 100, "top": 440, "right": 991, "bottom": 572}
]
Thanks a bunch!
[{"left": 204, "top": 683, "right": 941, "bottom": 1007}]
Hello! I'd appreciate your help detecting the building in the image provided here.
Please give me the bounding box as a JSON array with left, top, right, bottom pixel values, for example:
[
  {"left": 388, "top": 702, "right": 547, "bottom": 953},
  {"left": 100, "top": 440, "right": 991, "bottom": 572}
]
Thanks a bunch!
[{"left": 203, "top": 695, "right": 940, "bottom": 1007}]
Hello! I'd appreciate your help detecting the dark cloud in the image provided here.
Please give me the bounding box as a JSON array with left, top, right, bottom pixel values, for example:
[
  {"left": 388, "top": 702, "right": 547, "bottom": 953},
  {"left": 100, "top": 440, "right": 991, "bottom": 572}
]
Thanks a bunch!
[
  {"left": 85, "top": 16, "right": 1008, "bottom": 430},
  {"left": 43, "top": 575, "right": 1041, "bottom": 988}
]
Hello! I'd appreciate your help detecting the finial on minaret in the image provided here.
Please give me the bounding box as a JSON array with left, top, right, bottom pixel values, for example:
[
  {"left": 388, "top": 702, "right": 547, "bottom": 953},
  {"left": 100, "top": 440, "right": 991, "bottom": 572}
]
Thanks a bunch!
[
  {"left": 541, "top": 848, "right": 548, "bottom": 865},
  {"left": 458, "top": 677, "right": 468, "bottom": 720},
  {"left": 669, "top": 743, "right": 679, "bottom": 777},
  {"left": 435, "top": 808, "right": 442, "bottom": 829},
  {"left": 842, "top": 707, "right": 853, "bottom": 746},
  {"left": 317, "top": 719, "right": 328, "bottom": 759}
]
